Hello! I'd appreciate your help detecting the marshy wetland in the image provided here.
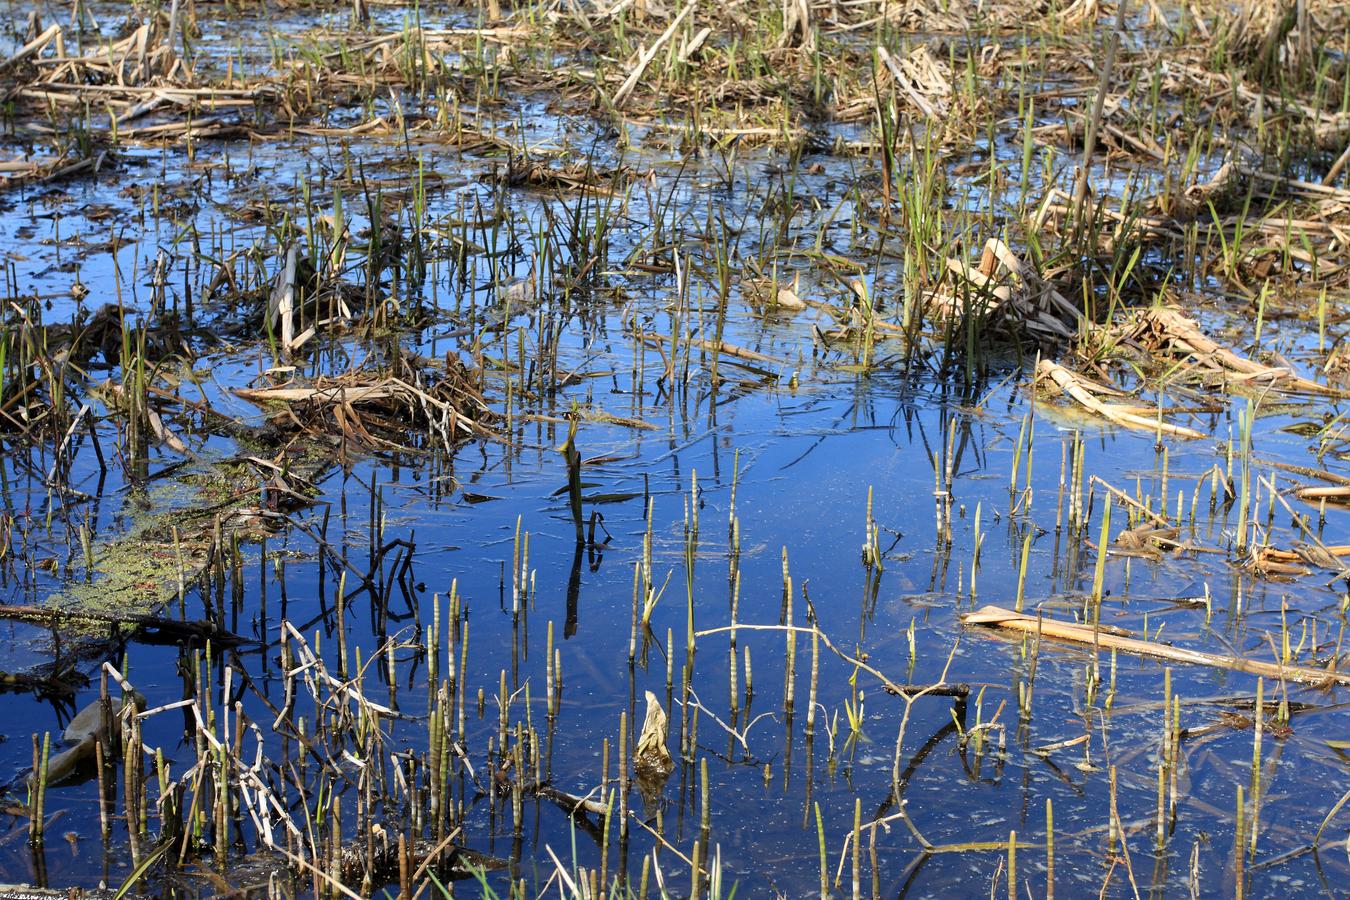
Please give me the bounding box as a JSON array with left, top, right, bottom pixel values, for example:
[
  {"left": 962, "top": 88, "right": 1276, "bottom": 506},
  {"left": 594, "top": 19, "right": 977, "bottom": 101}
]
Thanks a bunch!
[{"left": 0, "top": 0, "right": 1349, "bottom": 896}]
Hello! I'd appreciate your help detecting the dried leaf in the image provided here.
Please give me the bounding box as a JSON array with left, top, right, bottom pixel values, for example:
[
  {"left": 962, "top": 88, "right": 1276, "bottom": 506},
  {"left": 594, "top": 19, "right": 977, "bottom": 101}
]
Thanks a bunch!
[{"left": 633, "top": 690, "right": 673, "bottom": 778}]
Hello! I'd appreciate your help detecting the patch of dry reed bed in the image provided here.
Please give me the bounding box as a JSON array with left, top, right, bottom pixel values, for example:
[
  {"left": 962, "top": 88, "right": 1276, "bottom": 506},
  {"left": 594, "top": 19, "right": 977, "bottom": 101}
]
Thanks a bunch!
[
  {"left": 234, "top": 350, "right": 496, "bottom": 455},
  {"left": 1123, "top": 307, "right": 1344, "bottom": 394},
  {"left": 933, "top": 238, "right": 1082, "bottom": 346},
  {"left": 0, "top": 9, "right": 284, "bottom": 157},
  {"left": 1039, "top": 301, "right": 1347, "bottom": 439},
  {"left": 0, "top": 302, "right": 189, "bottom": 443},
  {"left": 1078, "top": 305, "right": 1346, "bottom": 400},
  {"left": 1029, "top": 293, "right": 1350, "bottom": 584},
  {"left": 2, "top": 0, "right": 1022, "bottom": 159},
  {"left": 2, "top": 12, "right": 190, "bottom": 95}
]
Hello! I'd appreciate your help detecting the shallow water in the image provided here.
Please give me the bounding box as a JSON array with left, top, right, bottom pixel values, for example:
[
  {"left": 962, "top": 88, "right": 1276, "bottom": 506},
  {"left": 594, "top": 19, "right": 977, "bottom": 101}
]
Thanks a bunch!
[{"left": 1, "top": 3, "right": 1349, "bottom": 897}]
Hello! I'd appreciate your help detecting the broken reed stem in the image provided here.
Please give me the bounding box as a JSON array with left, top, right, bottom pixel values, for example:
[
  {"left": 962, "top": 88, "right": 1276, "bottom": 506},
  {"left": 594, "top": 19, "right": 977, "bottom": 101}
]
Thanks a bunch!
[
  {"left": 629, "top": 561, "right": 641, "bottom": 663},
  {"left": 1045, "top": 798, "right": 1054, "bottom": 900},
  {"left": 1249, "top": 678, "right": 1263, "bottom": 859},
  {"left": 783, "top": 549, "right": 796, "bottom": 715},
  {"left": 618, "top": 710, "right": 629, "bottom": 852},
  {"left": 729, "top": 561, "right": 740, "bottom": 719},
  {"left": 546, "top": 620, "right": 556, "bottom": 720},
  {"left": 1014, "top": 530, "right": 1031, "bottom": 613},
  {"left": 30, "top": 732, "right": 50, "bottom": 846},
  {"left": 805, "top": 628, "right": 819, "bottom": 736},
  {"left": 965, "top": 605, "right": 1350, "bottom": 686},
  {"left": 815, "top": 802, "right": 828, "bottom": 900},
  {"left": 699, "top": 756, "right": 710, "bottom": 847},
  {"left": 1235, "top": 784, "right": 1246, "bottom": 900},
  {"left": 851, "top": 796, "right": 862, "bottom": 900},
  {"left": 96, "top": 738, "right": 109, "bottom": 842},
  {"left": 1157, "top": 668, "right": 1172, "bottom": 849},
  {"left": 1089, "top": 499, "right": 1112, "bottom": 686}
]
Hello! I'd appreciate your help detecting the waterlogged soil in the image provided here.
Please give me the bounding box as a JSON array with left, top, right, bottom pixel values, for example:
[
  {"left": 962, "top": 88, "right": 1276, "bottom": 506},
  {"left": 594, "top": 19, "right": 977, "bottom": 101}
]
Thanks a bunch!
[{"left": 0, "top": 1, "right": 1348, "bottom": 897}]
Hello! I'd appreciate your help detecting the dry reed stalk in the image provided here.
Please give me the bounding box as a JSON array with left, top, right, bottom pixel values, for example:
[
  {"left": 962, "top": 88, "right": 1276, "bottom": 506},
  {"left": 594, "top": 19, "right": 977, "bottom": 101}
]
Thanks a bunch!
[
  {"left": 1127, "top": 308, "right": 1341, "bottom": 395},
  {"left": 962, "top": 606, "right": 1350, "bottom": 686},
  {"left": 1035, "top": 360, "right": 1207, "bottom": 439}
]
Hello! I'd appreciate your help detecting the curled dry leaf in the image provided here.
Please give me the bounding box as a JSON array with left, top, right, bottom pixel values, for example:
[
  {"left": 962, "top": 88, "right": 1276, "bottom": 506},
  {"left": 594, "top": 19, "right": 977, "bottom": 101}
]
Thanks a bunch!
[
  {"left": 633, "top": 690, "right": 673, "bottom": 779},
  {"left": 776, "top": 274, "right": 806, "bottom": 311}
]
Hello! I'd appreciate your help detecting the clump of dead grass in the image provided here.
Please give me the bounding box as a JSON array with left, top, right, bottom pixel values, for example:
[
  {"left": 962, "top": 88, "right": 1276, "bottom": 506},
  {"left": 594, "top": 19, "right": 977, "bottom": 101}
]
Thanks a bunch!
[{"left": 235, "top": 350, "right": 496, "bottom": 456}]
